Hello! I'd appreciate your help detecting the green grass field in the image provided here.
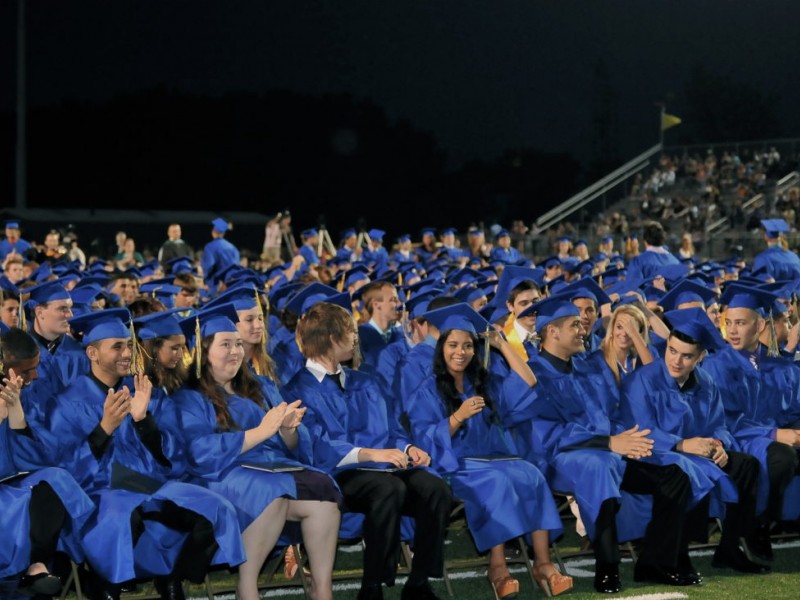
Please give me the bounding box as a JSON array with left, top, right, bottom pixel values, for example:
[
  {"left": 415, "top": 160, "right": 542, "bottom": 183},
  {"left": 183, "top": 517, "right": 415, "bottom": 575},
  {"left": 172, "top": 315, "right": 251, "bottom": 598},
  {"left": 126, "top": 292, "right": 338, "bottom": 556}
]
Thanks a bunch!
[{"left": 72, "top": 517, "right": 800, "bottom": 600}]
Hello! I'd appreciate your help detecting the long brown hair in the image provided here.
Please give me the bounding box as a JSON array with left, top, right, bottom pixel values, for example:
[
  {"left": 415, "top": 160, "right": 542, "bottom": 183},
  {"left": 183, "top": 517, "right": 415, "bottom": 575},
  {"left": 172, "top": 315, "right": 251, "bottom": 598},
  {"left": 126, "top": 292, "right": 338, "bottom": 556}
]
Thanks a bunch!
[
  {"left": 186, "top": 333, "right": 265, "bottom": 431},
  {"left": 142, "top": 336, "right": 188, "bottom": 394}
]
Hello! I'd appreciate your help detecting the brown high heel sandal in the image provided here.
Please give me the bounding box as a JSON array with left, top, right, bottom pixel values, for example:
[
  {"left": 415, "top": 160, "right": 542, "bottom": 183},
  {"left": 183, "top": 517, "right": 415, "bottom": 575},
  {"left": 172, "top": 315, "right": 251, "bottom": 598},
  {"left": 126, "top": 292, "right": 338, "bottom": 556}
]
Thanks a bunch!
[
  {"left": 488, "top": 568, "right": 520, "bottom": 599},
  {"left": 533, "top": 562, "right": 573, "bottom": 597}
]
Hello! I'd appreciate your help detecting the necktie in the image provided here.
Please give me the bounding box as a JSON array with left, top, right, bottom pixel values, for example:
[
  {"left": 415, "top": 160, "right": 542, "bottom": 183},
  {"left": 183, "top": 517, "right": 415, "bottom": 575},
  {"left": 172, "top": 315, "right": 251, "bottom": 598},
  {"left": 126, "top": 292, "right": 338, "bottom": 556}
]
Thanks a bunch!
[{"left": 325, "top": 373, "right": 344, "bottom": 391}]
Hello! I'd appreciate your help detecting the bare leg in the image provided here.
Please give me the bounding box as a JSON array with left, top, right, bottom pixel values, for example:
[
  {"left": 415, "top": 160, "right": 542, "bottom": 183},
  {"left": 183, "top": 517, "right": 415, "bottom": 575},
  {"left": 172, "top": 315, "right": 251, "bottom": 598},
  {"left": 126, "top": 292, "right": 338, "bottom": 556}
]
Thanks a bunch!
[
  {"left": 487, "top": 544, "right": 509, "bottom": 577},
  {"left": 237, "top": 498, "right": 290, "bottom": 600},
  {"left": 531, "top": 529, "right": 573, "bottom": 596},
  {"left": 286, "top": 500, "right": 340, "bottom": 600}
]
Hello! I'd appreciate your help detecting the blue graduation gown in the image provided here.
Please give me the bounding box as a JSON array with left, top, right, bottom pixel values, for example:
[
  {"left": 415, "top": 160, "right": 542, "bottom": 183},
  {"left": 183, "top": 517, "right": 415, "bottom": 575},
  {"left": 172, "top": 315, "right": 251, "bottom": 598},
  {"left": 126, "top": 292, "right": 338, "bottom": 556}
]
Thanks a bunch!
[
  {"left": 490, "top": 246, "right": 522, "bottom": 265},
  {"left": 395, "top": 337, "right": 436, "bottom": 418},
  {"left": 618, "top": 361, "right": 739, "bottom": 507},
  {"left": 358, "top": 324, "right": 406, "bottom": 369},
  {"left": 753, "top": 245, "right": 800, "bottom": 281},
  {"left": 0, "top": 421, "right": 94, "bottom": 578},
  {"left": 270, "top": 326, "right": 306, "bottom": 385},
  {"left": 201, "top": 237, "right": 240, "bottom": 284},
  {"left": 362, "top": 247, "right": 389, "bottom": 271},
  {"left": 626, "top": 250, "right": 680, "bottom": 280},
  {"left": 28, "top": 334, "right": 89, "bottom": 406},
  {"left": 39, "top": 375, "right": 245, "bottom": 582},
  {"left": 0, "top": 238, "right": 31, "bottom": 261},
  {"left": 405, "top": 374, "right": 562, "bottom": 552},
  {"left": 298, "top": 244, "right": 319, "bottom": 266},
  {"left": 171, "top": 386, "right": 316, "bottom": 530}
]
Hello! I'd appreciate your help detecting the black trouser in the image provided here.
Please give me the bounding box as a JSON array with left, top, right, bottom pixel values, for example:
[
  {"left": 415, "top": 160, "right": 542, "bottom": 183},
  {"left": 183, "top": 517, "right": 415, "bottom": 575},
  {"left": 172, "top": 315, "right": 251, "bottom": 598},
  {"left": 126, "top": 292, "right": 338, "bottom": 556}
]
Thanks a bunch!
[
  {"left": 594, "top": 461, "right": 691, "bottom": 569},
  {"left": 135, "top": 501, "right": 219, "bottom": 584},
  {"left": 766, "top": 442, "right": 799, "bottom": 522},
  {"left": 28, "top": 481, "right": 67, "bottom": 566},
  {"left": 682, "top": 451, "right": 760, "bottom": 551},
  {"left": 335, "top": 469, "right": 452, "bottom": 587}
]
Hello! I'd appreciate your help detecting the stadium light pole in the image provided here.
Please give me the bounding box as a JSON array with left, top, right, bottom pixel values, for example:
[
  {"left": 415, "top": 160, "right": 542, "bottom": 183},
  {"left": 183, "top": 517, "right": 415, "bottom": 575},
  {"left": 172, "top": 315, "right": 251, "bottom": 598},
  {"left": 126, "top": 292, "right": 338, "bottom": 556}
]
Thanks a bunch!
[{"left": 16, "top": 0, "right": 27, "bottom": 210}]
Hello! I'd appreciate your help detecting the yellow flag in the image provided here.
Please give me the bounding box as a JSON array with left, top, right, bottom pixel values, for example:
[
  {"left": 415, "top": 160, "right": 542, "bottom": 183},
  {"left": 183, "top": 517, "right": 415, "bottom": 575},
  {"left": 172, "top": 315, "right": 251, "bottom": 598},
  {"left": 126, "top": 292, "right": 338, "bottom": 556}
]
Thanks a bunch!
[{"left": 661, "top": 113, "right": 682, "bottom": 131}]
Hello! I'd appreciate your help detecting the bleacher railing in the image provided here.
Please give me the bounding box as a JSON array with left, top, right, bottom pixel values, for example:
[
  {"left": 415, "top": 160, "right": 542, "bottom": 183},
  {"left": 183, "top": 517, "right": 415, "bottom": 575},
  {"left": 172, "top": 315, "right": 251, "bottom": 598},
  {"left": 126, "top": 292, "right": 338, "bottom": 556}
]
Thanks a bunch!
[{"left": 535, "top": 144, "right": 662, "bottom": 232}]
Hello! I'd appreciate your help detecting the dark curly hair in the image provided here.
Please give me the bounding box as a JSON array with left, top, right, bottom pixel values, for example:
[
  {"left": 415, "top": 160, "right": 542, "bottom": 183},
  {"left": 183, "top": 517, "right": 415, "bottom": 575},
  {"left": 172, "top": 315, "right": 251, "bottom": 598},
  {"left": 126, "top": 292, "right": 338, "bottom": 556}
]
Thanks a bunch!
[{"left": 433, "top": 329, "right": 499, "bottom": 424}]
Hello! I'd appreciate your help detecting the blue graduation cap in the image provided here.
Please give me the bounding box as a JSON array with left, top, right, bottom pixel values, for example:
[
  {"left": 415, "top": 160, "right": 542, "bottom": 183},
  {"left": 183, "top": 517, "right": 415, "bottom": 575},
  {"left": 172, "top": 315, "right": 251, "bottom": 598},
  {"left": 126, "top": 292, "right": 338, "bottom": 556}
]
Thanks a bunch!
[
  {"left": 718, "top": 283, "right": 778, "bottom": 316},
  {"left": 658, "top": 279, "right": 718, "bottom": 312},
  {"left": 25, "top": 281, "right": 71, "bottom": 307},
  {"left": 396, "top": 233, "right": 411, "bottom": 243},
  {"left": 30, "top": 263, "right": 54, "bottom": 282},
  {"left": 574, "top": 239, "right": 588, "bottom": 248},
  {"left": 341, "top": 228, "right": 357, "bottom": 240},
  {"left": 655, "top": 264, "right": 691, "bottom": 287},
  {"left": 211, "top": 218, "right": 231, "bottom": 234},
  {"left": 5, "top": 220, "right": 20, "bottom": 229},
  {"left": 454, "top": 285, "right": 489, "bottom": 305},
  {"left": 664, "top": 307, "right": 726, "bottom": 352},
  {"left": 336, "top": 265, "right": 371, "bottom": 289},
  {"left": 601, "top": 235, "right": 613, "bottom": 244},
  {"left": 74, "top": 274, "right": 112, "bottom": 289},
  {"left": 486, "top": 265, "right": 544, "bottom": 308},
  {"left": 141, "top": 283, "right": 182, "bottom": 308},
  {"left": 179, "top": 302, "right": 240, "bottom": 347},
  {"left": 269, "top": 281, "right": 304, "bottom": 311},
  {"left": 368, "top": 229, "right": 385, "bottom": 241},
  {"left": 446, "top": 267, "right": 484, "bottom": 286},
  {"left": 165, "top": 256, "right": 196, "bottom": 275},
  {"left": 520, "top": 293, "right": 580, "bottom": 330},
  {"left": 468, "top": 229, "right": 484, "bottom": 238},
  {"left": 421, "top": 303, "right": 491, "bottom": 335},
  {"left": 420, "top": 227, "right": 436, "bottom": 237},
  {"left": 556, "top": 236, "right": 572, "bottom": 243},
  {"left": 405, "top": 290, "right": 444, "bottom": 320},
  {"left": 761, "top": 219, "right": 791, "bottom": 238},
  {"left": 284, "top": 282, "right": 350, "bottom": 315},
  {"left": 205, "top": 284, "right": 259, "bottom": 312},
  {"left": 301, "top": 228, "right": 318, "bottom": 239},
  {"left": 69, "top": 284, "right": 104, "bottom": 306},
  {"left": 537, "top": 255, "right": 562, "bottom": 269},
  {"left": 440, "top": 228, "right": 457, "bottom": 236},
  {"left": 561, "top": 277, "right": 612, "bottom": 306},
  {"left": 69, "top": 308, "right": 132, "bottom": 344},
  {"left": 494, "top": 229, "right": 510, "bottom": 240},
  {"left": 134, "top": 308, "right": 187, "bottom": 340}
]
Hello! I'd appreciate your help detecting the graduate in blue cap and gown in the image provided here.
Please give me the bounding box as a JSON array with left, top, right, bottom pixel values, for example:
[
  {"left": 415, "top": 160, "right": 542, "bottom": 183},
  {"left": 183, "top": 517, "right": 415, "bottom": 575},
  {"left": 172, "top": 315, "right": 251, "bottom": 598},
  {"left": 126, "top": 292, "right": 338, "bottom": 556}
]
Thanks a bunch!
[
  {"left": 752, "top": 219, "right": 800, "bottom": 281},
  {"left": 201, "top": 218, "right": 240, "bottom": 291},
  {"left": 561, "top": 277, "right": 612, "bottom": 354},
  {"left": 0, "top": 220, "right": 32, "bottom": 261},
  {"left": 438, "top": 228, "right": 467, "bottom": 262},
  {"left": 170, "top": 303, "right": 341, "bottom": 600},
  {"left": 702, "top": 284, "right": 800, "bottom": 560},
  {"left": 0, "top": 327, "right": 95, "bottom": 596},
  {"left": 298, "top": 228, "right": 321, "bottom": 267},
  {"left": 618, "top": 308, "right": 769, "bottom": 574},
  {"left": 489, "top": 230, "right": 523, "bottom": 264},
  {"left": 286, "top": 301, "right": 451, "bottom": 600},
  {"left": 33, "top": 308, "right": 245, "bottom": 598},
  {"left": 414, "top": 228, "right": 438, "bottom": 263},
  {"left": 390, "top": 234, "right": 414, "bottom": 265},
  {"left": 336, "top": 229, "right": 362, "bottom": 264},
  {"left": 515, "top": 294, "right": 697, "bottom": 593},
  {"left": 404, "top": 304, "right": 572, "bottom": 598},
  {"left": 626, "top": 222, "right": 681, "bottom": 280},
  {"left": 23, "top": 281, "right": 89, "bottom": 412},
  {"left": 362, "top": 230, "right": 390, "bottom": 272}
]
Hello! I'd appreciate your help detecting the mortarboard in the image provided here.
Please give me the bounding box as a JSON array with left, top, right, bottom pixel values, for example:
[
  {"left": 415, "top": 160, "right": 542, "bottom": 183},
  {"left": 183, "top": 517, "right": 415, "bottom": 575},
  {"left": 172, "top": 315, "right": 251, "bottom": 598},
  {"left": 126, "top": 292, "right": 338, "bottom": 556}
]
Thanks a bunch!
[
  {"left": 561, "top": 277, "right": 612, "bottom": 306},
  {"left": 521, "top": 293, "right": 580, "bottom": 331},
  {"left": 454, "top": 285, "right": 489, "bottom": 305},
  {"left": 396, "top": 234, "right": 411, "bottom": 243},
  {"left": 341, "top": 228, "right": 357, "bottom": 239},
  {"left": 25, "top": 281, "right": 71, "bottom": 306},
  {"left": 537, "top": 256, "right": 562, "bottom": 269},
  {"left": 284, "top": 282, "right": 351, "bottom": 315},
  {"left": 69, "top": 308, "right": 131, "bottom": 344},
  {"left": 368, "top": 229, "right": 385, "bottom": 241},
  {"left": 205, "top": 284, "right": 259, "bottom": 312},
  {"left": 468, "top": 229, "right": 484, "bottom": 238},
  {"left": 495, "top": 229, "right": 510, "bottom": 239},
  {"left": 301, "top": 228, "right": 318, "bottom": 239},
  {"left": 405, "top": 290, "right": 444, "bottom": 320},
  {"left": 420, "top": 227, "right": 436, "bottom": 237},
  {"left": 422, "top": 303, "right": 491, "bottom": 336},
  {"left": 664, "top": 307, "right": 726, "bottom": 352},
  {"left": 556, "top": 236, "right": 572, "bottom": 243},
  {"left": 574, "top": 239, "right": 588, "bottom": 247},
  {"left": 718, "top": 283, "right": 778, "bottom": 316},
  {"left": 658, "top": 280, "right": 718, "bottom": 312},
  {"left": 134, "top": 307, "right": 187, "bottom": 340},
  {"left": 5, "top": 220, "right": 20, "bottom": 229},
  {"left": 211, "top": 218, "right": 231, "bottom": 234},
  {"left": 165, "top": 256, "right": 196, "bottom": 275},
  {"left": 440, "top": 228, "right": 457, "bottom": 236},
  {"left": 269, "top": 282, "right": 304, "bottom": 311},
  {"left": 601, "top": 235, "right": 613, "bottom": 244},
  {"left": 179, "top": 303, "right": 240, "bottom": 349},
  {"left": 761, "top": 219, "right": 791, "bottom": 238}
]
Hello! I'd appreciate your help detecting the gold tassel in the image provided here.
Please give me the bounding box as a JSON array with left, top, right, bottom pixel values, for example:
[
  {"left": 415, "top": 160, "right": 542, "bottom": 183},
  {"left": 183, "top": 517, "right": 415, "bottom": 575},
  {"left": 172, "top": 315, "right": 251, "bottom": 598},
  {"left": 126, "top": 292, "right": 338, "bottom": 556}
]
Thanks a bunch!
[
  {"left": 194, "top": 316, "right": 202, "bottom": 378},
  {"left": 255, "top": 289, "right": 268, "bottom": 376},
  {"left": 19, "top": 298, "right": 26, "bottom": 331},
  {"left": 129, "top": 318, "right": 145, "bottom": 374},
  {"left": 483, "top": 324, "right": 491, "bottom": 370},
  {"left": 337, "top": 277, "right": 345, "bottom": 292},
  {"left": 400, "top": 304, "right": 413, "bottom": 346},
  {"left": 767, "top": 309, "right": 780, "bottom": 358},
  {"left": 398, "top": 273, "right": 403, "bottom": 287}
]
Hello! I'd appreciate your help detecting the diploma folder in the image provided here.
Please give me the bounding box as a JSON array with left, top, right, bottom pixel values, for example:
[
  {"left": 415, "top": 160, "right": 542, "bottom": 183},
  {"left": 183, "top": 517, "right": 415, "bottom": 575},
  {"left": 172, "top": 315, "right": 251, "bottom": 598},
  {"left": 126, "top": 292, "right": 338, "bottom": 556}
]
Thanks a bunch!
[{"left": 242, "top": 462, "right": 305, "bottom": 473}]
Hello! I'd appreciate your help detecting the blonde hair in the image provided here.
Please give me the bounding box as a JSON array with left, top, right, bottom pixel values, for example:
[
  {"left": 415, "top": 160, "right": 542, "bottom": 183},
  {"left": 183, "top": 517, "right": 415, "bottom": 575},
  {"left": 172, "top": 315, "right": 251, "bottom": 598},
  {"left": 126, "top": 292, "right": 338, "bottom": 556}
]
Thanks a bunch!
[{"left": 601, "top": 304, "right": 649, "bottom": 384}]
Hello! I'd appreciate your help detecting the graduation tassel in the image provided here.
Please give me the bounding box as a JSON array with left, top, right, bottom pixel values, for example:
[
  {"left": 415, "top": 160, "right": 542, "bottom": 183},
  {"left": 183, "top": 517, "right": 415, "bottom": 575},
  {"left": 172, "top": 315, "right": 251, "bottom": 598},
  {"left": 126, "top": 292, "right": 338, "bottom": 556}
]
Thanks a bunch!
[
  {"left": 767, "top": 309, "right": 780, "bottom": 358},
  {"left": 194, "top": 316, "right": 202, "bottom": 378},
  {"left": 483, "top": 324, "right": 491, "bottom": 371},
  {"left": 400, "top": 304, "right": 414, "bottom": 347},
  {"left": 19, "top": 299, "right": 27, "bottom": 332},
  {"left": 129, "top": 318, "right": 145, "bottom": 374},
  {"left": 255, "top": 290, "right": 268, "bottom": 376}
]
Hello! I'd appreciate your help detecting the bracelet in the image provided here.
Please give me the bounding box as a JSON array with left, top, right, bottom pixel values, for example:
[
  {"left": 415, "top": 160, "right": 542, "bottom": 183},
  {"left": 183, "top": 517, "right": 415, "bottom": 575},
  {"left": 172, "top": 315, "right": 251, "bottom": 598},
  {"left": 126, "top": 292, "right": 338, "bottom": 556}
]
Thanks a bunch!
[{"left": 451, "top": 413, "right": 463, "bottom": 424}]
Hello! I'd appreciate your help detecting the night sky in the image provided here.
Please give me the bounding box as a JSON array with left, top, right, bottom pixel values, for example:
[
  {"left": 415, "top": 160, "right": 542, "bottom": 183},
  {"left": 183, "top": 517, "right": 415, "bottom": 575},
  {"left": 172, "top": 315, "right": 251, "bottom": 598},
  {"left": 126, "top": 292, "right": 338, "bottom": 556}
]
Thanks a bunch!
[{"left": 2, "top": 1, "right": 800, "bottom": 227}]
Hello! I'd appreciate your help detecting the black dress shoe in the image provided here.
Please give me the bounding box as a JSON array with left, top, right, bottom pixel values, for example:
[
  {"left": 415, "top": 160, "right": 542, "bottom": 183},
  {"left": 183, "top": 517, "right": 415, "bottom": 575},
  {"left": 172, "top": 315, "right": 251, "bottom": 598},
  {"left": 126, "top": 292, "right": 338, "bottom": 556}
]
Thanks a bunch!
[
  {"left": 594, "top": 562, "right": 621, "bottom": 594},
  {"left": 633, "top": 563, "right": 693, "bottom": 586},
  {"left": 712, "top": 548, "right": 771, "bottom": 574},
  {"left": 676, "top": 554, "right": 703, "bottom": 585},
  {"left": 87, "top": 577, "right": 120, "bottom": 600},
  {"left": 401, "top": 581, "right": 440, "bottom": 600},
  {"left": 746, "top": 526, "right": 774, "bottom": 561},
  {"left": 357, "top": 583, "right": 384, "bottom": 600},
  {"left": 19, "top": 572, "right": 62, "bottom": 596},
  {"left": 154, "top": 576, "right": 187, "bottom": 600}
]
